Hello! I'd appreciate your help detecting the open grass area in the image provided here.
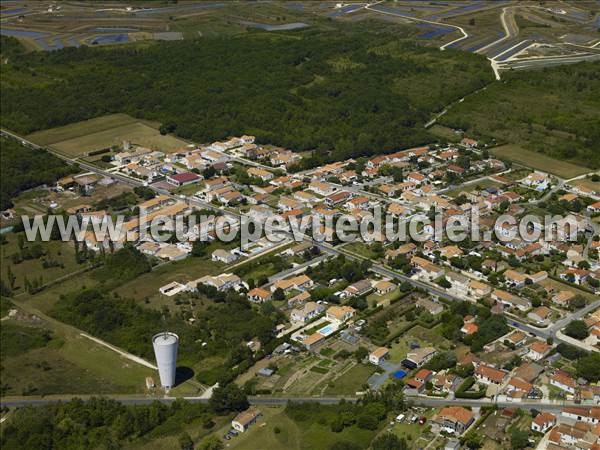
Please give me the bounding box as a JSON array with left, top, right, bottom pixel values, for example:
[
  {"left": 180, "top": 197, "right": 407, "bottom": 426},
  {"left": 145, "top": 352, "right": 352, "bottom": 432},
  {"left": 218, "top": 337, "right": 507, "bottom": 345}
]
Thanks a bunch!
[
  {"left": 490, "top": 144, "right": 590, "bottom": 179},
  {"left": 26, "top": 114, "right": 144, "bottom": 145},
  {"left": 0, "top": 315, "right": 153, "bottom": 396},
  {"left": 112, "top": 253, "right": 224, "bottom": 305},
  {"left": 444, "top": 178, "right": 504, "bottom": 198},
  {"left": 0, "top": 233, "right": 85, "bottom": 295},
  {"left": 570, "top": 177, "right": 600, "bottom": 193},
  {"left": 324, "top": 363, "right": 376, "bottom": 395},
  {"left": 343, "top": 241, "right": 382, "bottom": 260},
  {"left": 26, "top": 114, "right": 189, "bottom": 157},
  {"left": 428, "top": 124, "right": 461, "bottom": 142},
  {"left": 124, "top": 415, "right": 231, "bottom": 450},
  {"left": 220, "top": 405, "right": 378, "bottom": 450}
]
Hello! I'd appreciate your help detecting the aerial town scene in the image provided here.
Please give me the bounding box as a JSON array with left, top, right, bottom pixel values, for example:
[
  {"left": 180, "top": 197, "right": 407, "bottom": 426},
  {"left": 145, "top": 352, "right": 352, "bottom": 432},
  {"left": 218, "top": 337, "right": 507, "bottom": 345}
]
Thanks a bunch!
[{"left": 0, "top": 1, "right": 599, "bottom": 450}]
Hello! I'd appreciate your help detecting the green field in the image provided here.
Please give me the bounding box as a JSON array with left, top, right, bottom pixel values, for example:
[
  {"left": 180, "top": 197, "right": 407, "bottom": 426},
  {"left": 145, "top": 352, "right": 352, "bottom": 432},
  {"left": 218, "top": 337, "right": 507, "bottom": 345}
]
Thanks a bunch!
[
  {"left": 0, "top": 234, "right": 85, "bottom": 296},
  {"left": 26, "top": 114, "right": 189, "bottom": 157},
  {"left": 0, "top": 316, "right": 153, "bottom": 396},
  {"left": 490, "top": 144, "right": 590, "bottom": 179},
  {"left": 324, "top": 363, "right": 376, "bottom": 395},
  {"left": 220, "top": 406, "right": 378, "bottom": 450},
  {"left": 428, "top": 124, "right": 461, "bottom": 142},
  {"left": 570, "top": 177, "right": 600, "bottom": 193}
]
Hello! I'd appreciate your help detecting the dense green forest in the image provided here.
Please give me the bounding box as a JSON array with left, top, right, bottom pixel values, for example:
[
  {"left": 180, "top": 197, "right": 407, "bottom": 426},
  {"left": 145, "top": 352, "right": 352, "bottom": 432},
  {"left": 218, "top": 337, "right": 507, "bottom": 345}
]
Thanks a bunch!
[
  {"left": 0, "top": 35, "right": 25, "bottom": 62},
  {"left": 440, "top": 61, "right": 600, "bottom": 167},
  {"left": 1, "top": 397, "right": 215, "bottom": 450},
  {"left": 0, "top": 137, "right": 76, "bottom": 210},
  {"left": 1, "top": 29, "right": 492, "bottom": 167}
]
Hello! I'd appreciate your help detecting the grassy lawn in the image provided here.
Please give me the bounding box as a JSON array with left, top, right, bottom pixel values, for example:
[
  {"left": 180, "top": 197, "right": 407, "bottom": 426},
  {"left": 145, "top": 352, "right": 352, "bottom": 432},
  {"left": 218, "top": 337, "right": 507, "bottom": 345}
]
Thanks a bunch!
[
  {"left": 389, "top": 408, "right": 436, "bottom": 445},
  {"left": 367, "top": 288, "right": 402, "bottom": 307},
  {"left": 0, "top": 233, "right": 85, "bottom": 295},
  {"left": 112, "top": 252, "right": 225, "bottom": 304},
  {"left": 428, "top": 124, "right": 461, "bottom": 142},
  {"left": 0, "top": 316, "right": 154, "bottom": 396},
  {"left": 391, "top": 423, "right": 424, "bottom": 443},
  {"left": 570, "top": 177, "right": 600, "bottom": 193},
  {"left": 26, "top": 114, "right": 189, "bottom": 157},
  {"left": 26, "top": 114, "right": 142, "bottom": 145},
  {"left": 221, "top": 405, "right": 378, "bottom": 450},
  {"left": 490, "top": 144, "right": 590, "bottom": 179},
  {"left": 324, "top": 363, "right": 376, "bottom": 395},
  {"left": 125, "top": 415, "right": 231, "bottom": 450},
  {"left": 343, "top": 241, "right": 381, "bottom": 260}
]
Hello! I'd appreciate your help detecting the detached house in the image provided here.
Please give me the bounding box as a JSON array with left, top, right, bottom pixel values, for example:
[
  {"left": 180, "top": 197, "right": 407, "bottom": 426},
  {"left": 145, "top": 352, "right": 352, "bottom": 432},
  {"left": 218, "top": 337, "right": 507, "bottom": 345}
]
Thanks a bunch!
[
  {"left": 369, "top": 347, "right": 390, "bottom": 366},
  {"left": 402, "top": 347, "right": 436, "bottom": 370},
  {"left": 232, "top": 408, "right": 262, "bottom": 433},
  {"left": 491, "top": 289, "right": 531, "bottom": 312},
  {"left": 475, "top": 364, "right": 507, "bottom": 385},
  {"left": 434, "top": 407, "right": 474, "bottom": 435},
  {"left": 326, "top": 305, "right": 355, "bottom": 324},
  {"left": 290, "top": 302, "right": 324, "bottom": 323},
  {"left": 166, "top": 172, "right": 201, "bottom": 187},
  {"left": 271, "top": 275, "right": 313, "bottom": 293},
  {"left": 247, "top": 167, "right": 274, "bottom": 182},
  {"left": 531, "top": 413, "right": 556, "bottom": 433},
  {"left": 247, "top": 288, "right": 272, "bottom": 303},
  {"left": 343, "top": 279, "right": 373, "bottom": 297},
  {"left": 325, "top": 191, "right": 352, "bottom": 207},
  {"left": 527, "top": 306, "right": 552, "bottom": 325},
  {"left": 550, "top": 372, "right": 576, "bottom": 394}
]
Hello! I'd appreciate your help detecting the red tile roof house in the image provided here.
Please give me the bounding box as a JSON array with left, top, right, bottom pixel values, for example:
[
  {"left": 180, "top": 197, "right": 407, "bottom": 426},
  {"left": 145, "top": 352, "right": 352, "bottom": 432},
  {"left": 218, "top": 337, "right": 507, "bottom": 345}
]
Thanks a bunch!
[
  {"left": 166, "top": 172, "right": 201, "bottom": 187},
  {"left": 404, "top": 377, "right": 426, "bottom": 393},
  {"left": 550, "top": 372, "right": 577, "bottom": 394},
  {"left": 414, "top": 368, "right": 434, "bottom": 383},
  {"left": 325, "top": 190, "right": 352, "bottom": 207},
  {"left": 562, "top": 406, "right": 600, "bottom": 425},
  {"left": 527, "top": 306, "right": 552, "bottom": 325},
  {"left": 461, "top": 323, "right": 479, "bottom": 336},
  {"left": 433, "top": 406, "right": 475, "bottom": 435},
  {"left": 561, "top": 407, "right": 600, "bottom": 425},
  {"left": 527, "top": 341, "right": 552, "bottom": 361},
  {"left": 405, "top": 369, "right": 435, "bottom": 393},
  {"left": 531, "top": 412, "right": 556, "bottom": 433},
  {"left": 247, "top": 287, "right": 272, "bottom": 303},
  {"left": 475, "top": 365, "right": 507, "bottom": 385}
]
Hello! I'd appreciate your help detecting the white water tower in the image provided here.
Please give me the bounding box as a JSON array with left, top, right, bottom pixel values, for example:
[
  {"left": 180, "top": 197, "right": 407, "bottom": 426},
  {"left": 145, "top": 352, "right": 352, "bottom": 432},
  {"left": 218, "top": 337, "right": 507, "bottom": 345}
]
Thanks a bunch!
[{"left": 152, "top": 332, "right": 179, "bottom": 389}]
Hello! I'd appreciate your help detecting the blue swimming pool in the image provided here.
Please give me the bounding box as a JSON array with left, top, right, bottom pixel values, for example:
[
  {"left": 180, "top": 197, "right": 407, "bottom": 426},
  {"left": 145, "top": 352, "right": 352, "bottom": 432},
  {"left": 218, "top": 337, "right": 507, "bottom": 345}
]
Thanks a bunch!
[{"left": 318, "top": 324, "right": 336, "bottom": 336}]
